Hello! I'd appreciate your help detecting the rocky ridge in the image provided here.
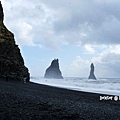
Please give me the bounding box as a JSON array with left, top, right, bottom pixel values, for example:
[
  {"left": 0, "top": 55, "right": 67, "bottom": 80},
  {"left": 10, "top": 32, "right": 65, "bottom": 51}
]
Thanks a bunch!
[{"left": 0, "top": 1, "right": 30, "bottom": 81}]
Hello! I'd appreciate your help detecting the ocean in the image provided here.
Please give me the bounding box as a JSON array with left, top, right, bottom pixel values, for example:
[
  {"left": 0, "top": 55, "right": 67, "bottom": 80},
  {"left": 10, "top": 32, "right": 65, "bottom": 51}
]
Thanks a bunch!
[{"left": 31, "top": 77, "right": 120, "bottom": 96}]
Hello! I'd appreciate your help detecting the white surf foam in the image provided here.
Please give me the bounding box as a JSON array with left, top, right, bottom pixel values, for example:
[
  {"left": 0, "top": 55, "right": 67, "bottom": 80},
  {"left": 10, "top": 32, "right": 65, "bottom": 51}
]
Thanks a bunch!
[{"left": 31, "top": 77, "right": 120, "bottom": 96}]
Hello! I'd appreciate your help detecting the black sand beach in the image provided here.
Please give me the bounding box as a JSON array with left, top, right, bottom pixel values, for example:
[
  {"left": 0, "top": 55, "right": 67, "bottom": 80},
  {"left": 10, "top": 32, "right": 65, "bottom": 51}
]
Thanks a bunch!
[{"left": 0, "top": 79, "right": 120, "bottom": 120}]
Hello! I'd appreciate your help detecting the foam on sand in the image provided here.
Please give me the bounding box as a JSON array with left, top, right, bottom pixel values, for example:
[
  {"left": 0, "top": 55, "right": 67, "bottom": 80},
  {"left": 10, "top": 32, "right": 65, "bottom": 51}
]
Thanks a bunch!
[{"left": 31, "top": 77, "right": 120, "bottom": 96}]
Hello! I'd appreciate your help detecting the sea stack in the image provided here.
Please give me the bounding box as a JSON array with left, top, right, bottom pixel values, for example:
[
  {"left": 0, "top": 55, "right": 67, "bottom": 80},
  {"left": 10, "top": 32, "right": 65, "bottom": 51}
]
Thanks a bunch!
[
  {"left": 0, "top": 1, "right": 30, "bottom": 81},
  {"left": 44, "top": 59, "right": 63, "bottom": 79},
  {"left": 88, "top": 63, "right": 96, "bottom": 80}
]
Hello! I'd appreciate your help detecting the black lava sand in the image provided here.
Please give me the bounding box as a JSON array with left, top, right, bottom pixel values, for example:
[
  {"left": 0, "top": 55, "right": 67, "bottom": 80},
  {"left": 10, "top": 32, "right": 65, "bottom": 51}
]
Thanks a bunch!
[{"left": 0, "top": 79, "right": 120, "bottom": 120}]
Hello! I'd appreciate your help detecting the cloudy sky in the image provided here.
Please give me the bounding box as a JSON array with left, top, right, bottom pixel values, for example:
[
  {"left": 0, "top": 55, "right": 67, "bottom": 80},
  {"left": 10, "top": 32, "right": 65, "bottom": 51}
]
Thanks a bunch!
[{"left": 2, "top": 0, "right": 120, "bottom": 78}]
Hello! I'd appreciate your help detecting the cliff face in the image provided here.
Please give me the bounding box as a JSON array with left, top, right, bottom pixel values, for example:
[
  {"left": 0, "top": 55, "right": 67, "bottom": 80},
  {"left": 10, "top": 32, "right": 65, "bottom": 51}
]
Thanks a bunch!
[
  {"left": 88, "top": 63, "right": 96, "bottom": 80},
  {"left": 0, "top": 1, "right": 30, "bottom": 81},
  {"left": 44, "top": 59, "right": 63, "bottom": 79}
]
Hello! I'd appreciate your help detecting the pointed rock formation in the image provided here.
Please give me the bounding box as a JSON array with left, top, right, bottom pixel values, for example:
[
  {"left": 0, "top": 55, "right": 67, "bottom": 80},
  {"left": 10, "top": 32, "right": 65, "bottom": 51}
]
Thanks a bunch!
[
  {"left": 44, "top": 59, "right": 63, "bottom": 79},
  {"left": 0, "top": 1, "right": 30, "bottom": 81},
  {"left": 88, "top": 63, "right": 96, "bottom": 80}
]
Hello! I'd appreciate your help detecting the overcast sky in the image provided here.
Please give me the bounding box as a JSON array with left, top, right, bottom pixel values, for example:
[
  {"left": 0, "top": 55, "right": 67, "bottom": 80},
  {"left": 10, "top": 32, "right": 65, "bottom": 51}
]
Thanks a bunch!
[{"left": 2, "top": 0, "right": 120, "bottom": 78}]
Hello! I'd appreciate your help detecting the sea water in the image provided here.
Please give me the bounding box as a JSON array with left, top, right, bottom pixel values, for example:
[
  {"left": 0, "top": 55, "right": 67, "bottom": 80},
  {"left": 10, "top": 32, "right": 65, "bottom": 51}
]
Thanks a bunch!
[{"left": 31, "top": 77, "right": 120, "bottom": 96}]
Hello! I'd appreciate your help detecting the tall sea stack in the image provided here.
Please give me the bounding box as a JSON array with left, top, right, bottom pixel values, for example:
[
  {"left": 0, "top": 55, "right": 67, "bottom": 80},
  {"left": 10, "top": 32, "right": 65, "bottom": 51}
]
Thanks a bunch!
[
  {"left": 88, "top": 63, "right": 96, "bottom": 80},
  {"left": 44, "top": 59, "right": 63, "bottom": 79},
  {"left": 0, "top": 1, "right": 30, "bottom": 81}
]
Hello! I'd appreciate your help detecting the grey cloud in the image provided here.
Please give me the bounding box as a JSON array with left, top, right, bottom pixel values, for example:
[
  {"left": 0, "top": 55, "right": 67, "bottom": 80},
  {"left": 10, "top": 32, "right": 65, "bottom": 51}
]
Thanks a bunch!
[
  {"left": 84, "top": 17, "right": 120, "bottom": 45},
  {"left": 52, "top": 0, "right": 120, "bottom": 45},
  {"left": 3, "top": 0, "right": 120, "bottom": 49},
  {"left": 93, "top": 46, "right": 120, "bottom": 77}
]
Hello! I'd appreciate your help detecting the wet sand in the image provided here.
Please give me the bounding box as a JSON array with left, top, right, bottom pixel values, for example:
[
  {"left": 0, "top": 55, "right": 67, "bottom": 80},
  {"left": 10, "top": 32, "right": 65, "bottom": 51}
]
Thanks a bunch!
[{"left": 0, "top": 79, "right": 120, "bottom": 120}]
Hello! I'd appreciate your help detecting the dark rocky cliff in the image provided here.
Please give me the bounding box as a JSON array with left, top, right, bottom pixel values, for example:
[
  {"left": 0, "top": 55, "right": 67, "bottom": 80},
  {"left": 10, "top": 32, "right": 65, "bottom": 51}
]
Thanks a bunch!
[
  {"left": 0, "top": 1, "right": 30, "bottom": 81},
  {"left": 0, "top": 1, "right": 3, "bottom": 22},
  {"left": 88, "top": 63, "right": 96, "bottom": 80},
  {"left": 44, "top": 59, "right": 63, "bottom": 79}
]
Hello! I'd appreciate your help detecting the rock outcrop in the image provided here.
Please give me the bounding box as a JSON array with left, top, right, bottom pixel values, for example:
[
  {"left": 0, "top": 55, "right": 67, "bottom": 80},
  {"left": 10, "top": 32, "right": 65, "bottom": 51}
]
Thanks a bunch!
[
  {"left": 44, "top": 59, "right": 63, "bottom": 79},
  {"left": 88, "top": 63, "right": 96, "bottom": 80},
  {"left": 0, "top": 1, "right": 3, "bottom": 22},
  {"left": 0, "top": 1, "right": 30, "bottom": 81}
]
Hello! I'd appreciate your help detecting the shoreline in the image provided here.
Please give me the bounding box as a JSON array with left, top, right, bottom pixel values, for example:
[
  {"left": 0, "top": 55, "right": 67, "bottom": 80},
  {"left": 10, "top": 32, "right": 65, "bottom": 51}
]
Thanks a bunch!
[
  {"left": 0, "top": 79, "right": 120, "bottom": 119},
  {"left": 31, "top": 78, "right": 120, "bottom": 96},
  {"left": 31, "top": 81, "right": 117, "bottom": 96}
]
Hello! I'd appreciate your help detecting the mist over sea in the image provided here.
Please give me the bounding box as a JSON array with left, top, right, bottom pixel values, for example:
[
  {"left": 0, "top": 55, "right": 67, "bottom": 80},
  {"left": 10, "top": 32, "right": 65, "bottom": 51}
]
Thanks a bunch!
[{"left": 31, "top": 77, "right": 120, "bottom": 96}]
